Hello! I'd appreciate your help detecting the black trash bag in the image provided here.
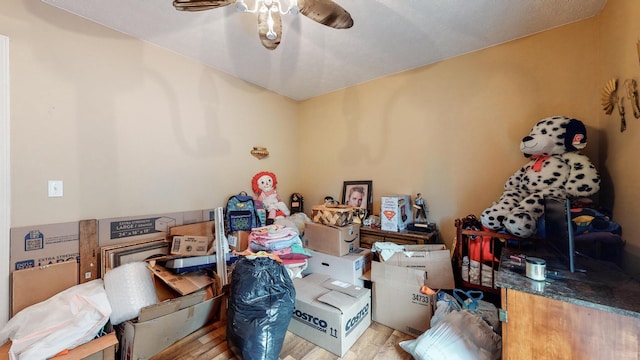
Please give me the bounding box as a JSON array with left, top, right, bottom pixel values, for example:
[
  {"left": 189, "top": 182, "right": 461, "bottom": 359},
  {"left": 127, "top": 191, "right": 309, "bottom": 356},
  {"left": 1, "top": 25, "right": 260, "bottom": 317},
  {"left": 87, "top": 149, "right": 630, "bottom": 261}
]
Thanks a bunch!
[{"left": 227, "top": 256, "right": 296, "bottom": 360}]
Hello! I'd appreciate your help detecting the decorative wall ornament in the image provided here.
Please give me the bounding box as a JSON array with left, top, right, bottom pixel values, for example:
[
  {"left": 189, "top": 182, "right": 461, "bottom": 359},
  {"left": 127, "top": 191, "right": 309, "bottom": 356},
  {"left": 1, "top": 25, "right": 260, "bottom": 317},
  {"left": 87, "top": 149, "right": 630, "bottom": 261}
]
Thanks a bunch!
[
  {"left": 250, "top": 146, "right": 269, "bottom": 159},
  {"left": 624, "top": 79, "right": 640, "bottom": 119},
  {"left": 601, "top": 78, "right": 630, "bottom": 132},
  {"left": 618, "top": 96, "right": 626, "bottom": 132},
  {"left": 601, "top": 77, "right": 618, "bottom": 115}
]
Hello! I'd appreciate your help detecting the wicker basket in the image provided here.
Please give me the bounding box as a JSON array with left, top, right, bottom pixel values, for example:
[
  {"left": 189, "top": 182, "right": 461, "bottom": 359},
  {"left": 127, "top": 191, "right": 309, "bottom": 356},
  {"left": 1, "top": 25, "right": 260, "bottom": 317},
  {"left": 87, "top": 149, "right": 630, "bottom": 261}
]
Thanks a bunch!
[{"left": 311, "top": 205, "right": 354, "bottom": 226}]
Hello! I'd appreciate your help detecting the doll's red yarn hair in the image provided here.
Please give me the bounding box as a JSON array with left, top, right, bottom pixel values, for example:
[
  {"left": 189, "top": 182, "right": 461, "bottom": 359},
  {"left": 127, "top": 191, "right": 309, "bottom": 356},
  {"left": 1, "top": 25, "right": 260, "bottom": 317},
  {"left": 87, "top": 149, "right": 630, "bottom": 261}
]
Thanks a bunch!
[{"left": 251, "top": 171, "right": 278, "bottom": 194}]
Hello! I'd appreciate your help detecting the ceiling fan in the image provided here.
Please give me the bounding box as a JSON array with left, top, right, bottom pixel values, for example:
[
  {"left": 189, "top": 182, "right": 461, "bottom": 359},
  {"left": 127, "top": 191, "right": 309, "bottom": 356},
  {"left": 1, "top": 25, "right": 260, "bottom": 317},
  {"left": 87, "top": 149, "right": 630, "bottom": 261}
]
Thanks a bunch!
[{"left": 172, "top": 0, "right": 354, "bottom": 50}]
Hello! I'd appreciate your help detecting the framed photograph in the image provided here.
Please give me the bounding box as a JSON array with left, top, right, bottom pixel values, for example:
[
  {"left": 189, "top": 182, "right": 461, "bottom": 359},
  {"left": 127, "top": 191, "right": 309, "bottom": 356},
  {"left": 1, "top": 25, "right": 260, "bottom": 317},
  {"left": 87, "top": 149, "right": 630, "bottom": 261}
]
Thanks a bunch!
[{"left": 342, "top": 180, "right": 373, "bottom": 213}]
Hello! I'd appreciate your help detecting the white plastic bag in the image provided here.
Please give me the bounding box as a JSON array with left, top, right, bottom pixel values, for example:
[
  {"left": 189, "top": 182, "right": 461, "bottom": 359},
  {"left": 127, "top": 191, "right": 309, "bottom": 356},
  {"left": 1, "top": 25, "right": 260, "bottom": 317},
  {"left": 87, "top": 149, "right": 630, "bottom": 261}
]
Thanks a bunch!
[
  {"left": 400, "top": 310, "right": 502, "bottom": 360},
  {"left": 0, "top": 279, "right": 112, "bottom": 360}
]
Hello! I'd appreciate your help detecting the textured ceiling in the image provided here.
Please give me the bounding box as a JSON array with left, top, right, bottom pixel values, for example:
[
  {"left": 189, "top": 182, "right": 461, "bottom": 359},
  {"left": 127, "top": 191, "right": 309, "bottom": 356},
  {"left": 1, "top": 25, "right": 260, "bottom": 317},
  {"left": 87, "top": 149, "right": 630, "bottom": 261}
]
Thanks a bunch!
[{"left": 41, "top": 0, "right": 607, "bottom": 101}]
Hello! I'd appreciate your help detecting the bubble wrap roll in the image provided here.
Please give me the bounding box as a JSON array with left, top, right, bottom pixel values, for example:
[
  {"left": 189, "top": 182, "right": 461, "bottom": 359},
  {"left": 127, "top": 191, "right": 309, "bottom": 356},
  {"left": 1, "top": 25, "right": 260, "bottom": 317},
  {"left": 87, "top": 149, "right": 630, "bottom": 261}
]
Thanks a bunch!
[{"left": 104, "top": 261, "right": 158, "bottom": 325}]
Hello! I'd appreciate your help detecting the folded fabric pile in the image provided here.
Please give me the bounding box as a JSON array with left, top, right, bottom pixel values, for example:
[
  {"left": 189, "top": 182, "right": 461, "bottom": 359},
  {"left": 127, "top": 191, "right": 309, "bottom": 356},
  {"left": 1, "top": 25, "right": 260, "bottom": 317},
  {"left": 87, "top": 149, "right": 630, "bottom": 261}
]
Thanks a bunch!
[{"left": 248, "top": 224, "right": 312, "bottom": 278}]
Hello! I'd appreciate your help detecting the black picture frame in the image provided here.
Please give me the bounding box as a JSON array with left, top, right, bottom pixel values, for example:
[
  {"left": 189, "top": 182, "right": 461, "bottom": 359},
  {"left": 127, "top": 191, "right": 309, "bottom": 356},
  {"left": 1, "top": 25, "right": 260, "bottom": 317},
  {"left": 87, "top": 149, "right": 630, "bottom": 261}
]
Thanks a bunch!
[{"left": 342, "top": 180, "right": 373, "bottom": 213}]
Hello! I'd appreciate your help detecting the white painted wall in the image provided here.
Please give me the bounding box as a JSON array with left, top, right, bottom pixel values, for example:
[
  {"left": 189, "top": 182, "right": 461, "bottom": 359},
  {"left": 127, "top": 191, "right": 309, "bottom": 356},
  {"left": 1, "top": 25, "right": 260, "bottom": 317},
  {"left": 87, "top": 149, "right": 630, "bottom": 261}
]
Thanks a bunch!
[{"left": 1, "top": 34, "right": 10, "bottom": 328}]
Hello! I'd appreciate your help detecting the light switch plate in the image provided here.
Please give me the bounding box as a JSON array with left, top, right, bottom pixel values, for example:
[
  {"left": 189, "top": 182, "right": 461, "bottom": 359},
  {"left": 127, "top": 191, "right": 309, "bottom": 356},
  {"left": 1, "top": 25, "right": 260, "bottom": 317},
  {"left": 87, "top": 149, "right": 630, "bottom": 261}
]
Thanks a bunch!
[{"left": 48, "top": 180, "right": 63, "bottom": 197}]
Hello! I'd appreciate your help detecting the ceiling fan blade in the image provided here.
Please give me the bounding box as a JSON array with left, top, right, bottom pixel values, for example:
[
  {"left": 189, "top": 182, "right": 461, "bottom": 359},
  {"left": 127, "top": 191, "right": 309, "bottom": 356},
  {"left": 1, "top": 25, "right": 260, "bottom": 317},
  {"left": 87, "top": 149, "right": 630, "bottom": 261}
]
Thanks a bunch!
[
  {"left": 258, "top": 10, "right": 282, "bottom": 50},
  {"left": 173, "top": 0, "right": 234, "bottom": 11},
  {"left": 299, "top": 0, "right": 353, "bottom": 29}
]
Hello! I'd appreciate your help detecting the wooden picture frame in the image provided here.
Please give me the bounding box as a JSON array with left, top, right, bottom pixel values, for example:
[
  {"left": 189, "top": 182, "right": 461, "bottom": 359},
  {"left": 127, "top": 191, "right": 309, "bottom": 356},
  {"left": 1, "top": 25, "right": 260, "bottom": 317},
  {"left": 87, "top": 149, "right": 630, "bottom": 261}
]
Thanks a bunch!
[{"left": 342, "top": 180, "right": 373, "bottom": 213}]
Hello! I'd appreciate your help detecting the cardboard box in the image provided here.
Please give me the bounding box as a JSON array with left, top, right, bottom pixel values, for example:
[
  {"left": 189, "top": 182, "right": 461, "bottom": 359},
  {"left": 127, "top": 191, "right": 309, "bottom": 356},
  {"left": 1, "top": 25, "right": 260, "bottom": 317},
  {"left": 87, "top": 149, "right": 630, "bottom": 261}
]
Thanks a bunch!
[
  {"left": 8, "top": 210, "right": 205, "bottom": 271},
  {"left": 147, "top": 262, "right": 214, "bottom": 296},
  {"left": 370, "top": 261, "right": 436, "bottom": 336},
  {"left": 11, "top": 260, "right": 78, "bottom": 316},
  {"left": 228, "top": 230, "right": 250, "bottom": 252},
  {"left": 169, "top": 221, "right": 215, "bottom": 238},
  {"left": 303, "top": 222, "right": 360, "bottom": 256},
  {"left": 382, "top": 244, "right": 454, "bottom": 290},
  {"left": 3, "top": 261, "right": 117, "bottom": 360},
  {"left": 370, "top": 243, "right": 455, "bottom": 336},
  {"left": 380, "top": 195, "right": 412, "bottom": 232},
  {"left": 116, "top": 276, "right": 223, "bottom": 360},
  {"left": 288, "top": 274, "right": 371, "bottom": 357},
  {"left": 9, "top": 221, "right": 81, "bottom": 271},
  {"left": 170, "top": 235, "right": 210, "bottom": 256},
  {"left": 97, "top": 210, "right": 204, "bottom": 247},
  {"left": 303, "top": 248, "right": 372, "bottom": 287}
]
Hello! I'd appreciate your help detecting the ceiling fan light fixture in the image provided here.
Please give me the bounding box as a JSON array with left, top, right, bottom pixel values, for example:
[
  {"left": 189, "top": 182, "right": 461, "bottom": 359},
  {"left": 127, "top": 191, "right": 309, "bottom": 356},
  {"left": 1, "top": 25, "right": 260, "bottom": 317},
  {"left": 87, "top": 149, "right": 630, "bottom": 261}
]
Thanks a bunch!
[
  {"left": 173, "top": 0, "right": 352, "bottom": 50},
  {"left": 236, "top": 0, "right": 299, "bottom": 15}
]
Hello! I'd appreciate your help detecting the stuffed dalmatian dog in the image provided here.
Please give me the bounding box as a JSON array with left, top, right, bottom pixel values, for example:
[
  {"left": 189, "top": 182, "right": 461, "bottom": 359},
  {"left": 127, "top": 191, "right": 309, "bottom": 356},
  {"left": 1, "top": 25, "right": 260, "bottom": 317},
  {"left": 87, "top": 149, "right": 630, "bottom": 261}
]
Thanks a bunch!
[{"left": 481, "top": 116, "right": 600, "bottom": 238}]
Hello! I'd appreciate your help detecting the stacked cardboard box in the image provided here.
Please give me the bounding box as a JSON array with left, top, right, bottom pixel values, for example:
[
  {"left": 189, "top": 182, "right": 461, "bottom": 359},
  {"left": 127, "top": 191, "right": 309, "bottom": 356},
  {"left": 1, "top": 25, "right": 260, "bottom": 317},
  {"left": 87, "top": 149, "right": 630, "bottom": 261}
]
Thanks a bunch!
[
  {"left": 304, "top": 222, "right": 360, "bottom": 256},
  {"left": 288, "top": 274, "right": 371, "bottom": 357},
  {"left": 304, "top": 248, "right": 372, "bottom": 287}
]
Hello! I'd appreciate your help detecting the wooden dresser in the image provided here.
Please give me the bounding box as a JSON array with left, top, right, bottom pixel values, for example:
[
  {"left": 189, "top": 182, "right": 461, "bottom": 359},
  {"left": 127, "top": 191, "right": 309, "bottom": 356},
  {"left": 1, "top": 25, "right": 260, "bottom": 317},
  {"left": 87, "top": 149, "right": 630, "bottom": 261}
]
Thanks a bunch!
[
  {"left": 359, "top": 226, "right": 439, "bottom": 249},
  {"left": 496, "top": 248, "right": 640, "bottom": 359}
]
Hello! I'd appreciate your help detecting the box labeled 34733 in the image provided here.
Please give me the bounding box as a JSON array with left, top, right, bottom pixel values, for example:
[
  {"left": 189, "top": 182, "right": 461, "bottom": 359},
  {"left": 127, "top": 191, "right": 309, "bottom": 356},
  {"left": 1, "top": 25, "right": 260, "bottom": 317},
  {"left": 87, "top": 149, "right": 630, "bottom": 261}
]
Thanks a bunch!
[
  {"left": 288, "top": 274, "right": 371, "bottom": 357},
  {"left": 380, "top": 195, "right": 412, "bottom": 232},
  {"left": 370, "top": 244, "right": 454, "bottom": 336},
  {"left": 303, "top": 222, "right": 360, "bottom": 256},
  {"left": 303, "top": 248, "right": 372, "bottom": 287}
]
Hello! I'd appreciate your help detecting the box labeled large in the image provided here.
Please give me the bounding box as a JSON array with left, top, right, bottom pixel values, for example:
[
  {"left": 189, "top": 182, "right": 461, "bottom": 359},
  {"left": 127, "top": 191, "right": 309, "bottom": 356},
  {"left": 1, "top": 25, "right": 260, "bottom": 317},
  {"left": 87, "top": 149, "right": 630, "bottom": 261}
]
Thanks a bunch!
[
  {"left": 288, "top": 274, "right": 371, "bottom": 357},
  {"left": 380, "top": 195, "right": 412, "bottom": 232},
  {"left": 304, "top": 222, "right": 360, "bottom": 256},
  {"left": 382, "top": 244, "right": 455, "bottom": 290},
  {"left": 371, "top": 261, "right": 436, "bottom": 336},
  {"left": 304, "top": 248, "right": 372, "bottom": 287}
]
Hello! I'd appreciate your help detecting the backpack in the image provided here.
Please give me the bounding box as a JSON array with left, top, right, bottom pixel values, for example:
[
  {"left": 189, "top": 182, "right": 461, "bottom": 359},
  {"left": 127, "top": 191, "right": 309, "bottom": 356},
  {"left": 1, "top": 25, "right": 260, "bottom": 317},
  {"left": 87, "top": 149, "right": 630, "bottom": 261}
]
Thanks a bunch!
[{"left": 226, "top": 191, "right": 263, "bottom": 232}]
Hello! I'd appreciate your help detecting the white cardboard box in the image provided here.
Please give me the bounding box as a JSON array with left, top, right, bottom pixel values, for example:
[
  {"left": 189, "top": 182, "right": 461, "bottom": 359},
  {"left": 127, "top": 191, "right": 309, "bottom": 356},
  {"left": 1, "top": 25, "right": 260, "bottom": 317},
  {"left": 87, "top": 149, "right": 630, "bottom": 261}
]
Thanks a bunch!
[
  {"left": 303, "top": 222, "right": 360, "bottom": 256},
  {"left": 303, "top": 248, "right": 372, "bottom": 287},
  {"left": 288, "top": 274, "right": 371, "bottom": 357},
  {"left": 380, "top": 195, "right": 412, "bottom": 232}
]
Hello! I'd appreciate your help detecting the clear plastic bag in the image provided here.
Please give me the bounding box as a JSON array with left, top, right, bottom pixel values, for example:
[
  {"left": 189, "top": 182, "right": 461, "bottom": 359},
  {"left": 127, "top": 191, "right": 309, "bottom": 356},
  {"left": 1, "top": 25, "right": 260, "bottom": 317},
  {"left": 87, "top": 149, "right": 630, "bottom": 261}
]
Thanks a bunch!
[
  {"left": 453, "top": 288, "right": 500, "bottom": 332},
  {"left": 0, "top": 279, "right": 112, "bottom": 360}
]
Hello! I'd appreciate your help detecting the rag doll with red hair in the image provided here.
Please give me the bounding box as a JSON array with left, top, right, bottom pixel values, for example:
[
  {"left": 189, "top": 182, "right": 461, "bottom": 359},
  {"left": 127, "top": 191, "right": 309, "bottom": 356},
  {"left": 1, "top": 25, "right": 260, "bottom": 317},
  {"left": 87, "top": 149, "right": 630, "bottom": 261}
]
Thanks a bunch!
[{"left": 252, "top": 171, "right": 291, "bottom": 221}]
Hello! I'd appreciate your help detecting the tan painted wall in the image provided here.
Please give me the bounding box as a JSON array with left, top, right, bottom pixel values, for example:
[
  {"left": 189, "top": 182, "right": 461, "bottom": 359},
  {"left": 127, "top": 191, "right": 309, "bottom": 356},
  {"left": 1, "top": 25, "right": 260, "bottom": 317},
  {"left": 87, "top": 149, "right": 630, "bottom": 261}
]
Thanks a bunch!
[
  {"left": 596, "top": 0, "right": 640, "bottom": 278},
  {"left": 298, "top": 18, "right": 602, "bottom": 255},
  {"left": 2, "top": 1, "right": 300, "bottom": 228}
]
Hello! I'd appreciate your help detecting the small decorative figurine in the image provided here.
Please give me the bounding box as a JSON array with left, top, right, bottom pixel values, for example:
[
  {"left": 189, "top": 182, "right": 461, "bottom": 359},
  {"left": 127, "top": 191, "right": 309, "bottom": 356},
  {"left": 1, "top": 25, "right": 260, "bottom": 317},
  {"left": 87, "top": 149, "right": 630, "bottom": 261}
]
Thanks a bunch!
[{"left": 413, "top": 193, "right": 428, "bottom": 223}]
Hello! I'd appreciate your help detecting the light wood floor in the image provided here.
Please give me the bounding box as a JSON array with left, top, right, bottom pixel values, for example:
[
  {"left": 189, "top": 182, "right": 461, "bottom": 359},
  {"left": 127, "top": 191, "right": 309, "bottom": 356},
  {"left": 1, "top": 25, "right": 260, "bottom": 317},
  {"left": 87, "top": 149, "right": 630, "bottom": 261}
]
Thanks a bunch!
[{"left": 150, "top": 320, "right": 415, "bottom": 360}]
